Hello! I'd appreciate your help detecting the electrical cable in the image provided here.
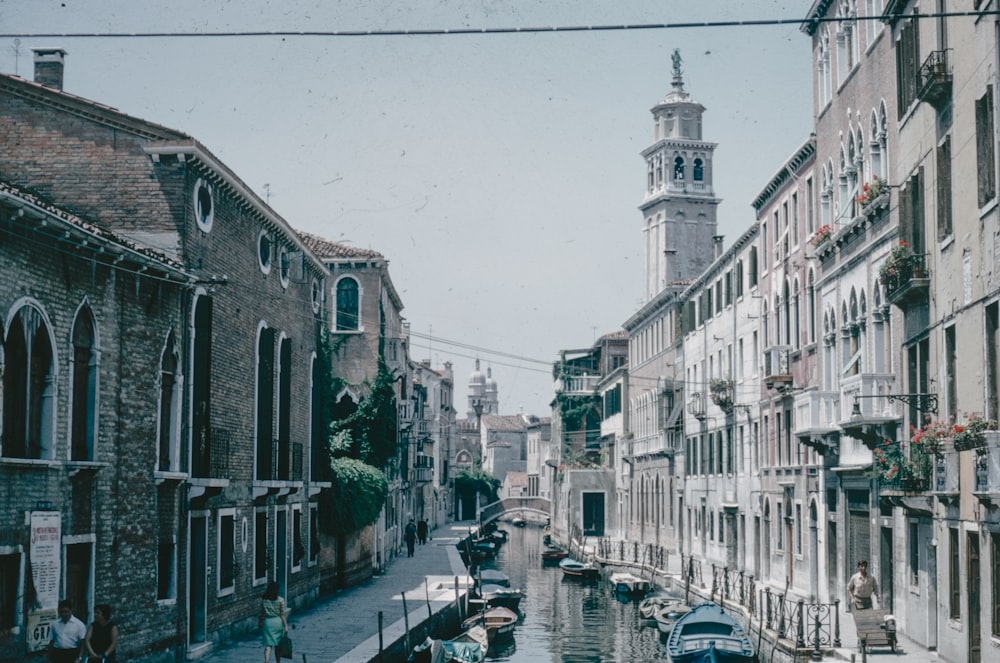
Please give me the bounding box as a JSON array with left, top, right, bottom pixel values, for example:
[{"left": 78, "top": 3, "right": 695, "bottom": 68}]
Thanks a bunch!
[{"left": 1, "top": 11, "right": 996, "bottom": 40}]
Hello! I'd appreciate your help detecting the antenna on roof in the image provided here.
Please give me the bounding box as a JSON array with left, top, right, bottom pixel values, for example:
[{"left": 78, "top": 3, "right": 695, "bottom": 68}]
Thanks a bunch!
[{"left": 10, "top": 39, "right": 22, "bottom": 76}]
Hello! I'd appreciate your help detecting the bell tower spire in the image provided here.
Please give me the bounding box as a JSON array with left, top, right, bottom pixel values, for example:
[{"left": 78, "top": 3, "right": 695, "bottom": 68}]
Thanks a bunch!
[{"left": 640, "top": 49, "right": 721, "bottom": 301}]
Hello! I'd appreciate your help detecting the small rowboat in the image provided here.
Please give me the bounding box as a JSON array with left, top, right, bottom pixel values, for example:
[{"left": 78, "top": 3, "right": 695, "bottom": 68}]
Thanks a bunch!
[
  {"left": 609, "top": 572, "right": 651, "bottom": 596},
  {"left": 559, "top": 557, "right": 600, "bottom": 580},
  {"left": 540, "top": 547, "right": 569, "bottom": 563},
  {"left": 461, "top": 606, "right": 519, "bottom": 643}
]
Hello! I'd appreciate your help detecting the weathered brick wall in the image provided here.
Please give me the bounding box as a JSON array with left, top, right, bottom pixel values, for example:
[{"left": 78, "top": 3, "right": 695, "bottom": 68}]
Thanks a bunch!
[{"left": 1, "top": 73, "right": 327, "bottom": 661}]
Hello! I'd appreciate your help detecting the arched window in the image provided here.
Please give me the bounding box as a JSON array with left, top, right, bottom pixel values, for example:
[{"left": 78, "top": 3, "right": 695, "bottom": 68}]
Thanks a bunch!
[
  {"left": 854, "top": 126, "right": 865, "bottom": 189},
  {"left": 878, "top": 101, "right": 889, "bottom": 177},
  {"left": 693, "top": 158, "right": 704, "bottom": 181},
  {"left": 792, "top": 278, "right": 801, "bottom": 349},
  {"left": 158, "top": 331, "right": 180, "bottom": 472},
  {"left": 869, "top": 109, "right": 882, "bottom": 180},
  {"left": 674, "top": 156, "right": 685, "bottom": 180},
  {"left": 71, "top": 306, "right": 98, "bottom": 461},
  {"left": 783, "top": 280, "right": 792, "bottom": 346},
  {"left": 807, "top": 269, "right": 817, "bottom": 344},
  {"left": 335, "top": 277, "right": 360, "bottom": 331},
  {"left": 3, "top": 304, "right": 55, "bottom": 459}
]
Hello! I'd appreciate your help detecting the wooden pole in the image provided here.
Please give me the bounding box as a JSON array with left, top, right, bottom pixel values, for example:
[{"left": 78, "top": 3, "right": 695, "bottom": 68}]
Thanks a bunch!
[
  {"left": 425, "top": 577, "right": 433, "bottom": 620},
  {"left": 377, "top": 611, "right": 384, "bottom": 663},
  {"left": 402, "top": 592, "right": 410, "bottom": 653}
]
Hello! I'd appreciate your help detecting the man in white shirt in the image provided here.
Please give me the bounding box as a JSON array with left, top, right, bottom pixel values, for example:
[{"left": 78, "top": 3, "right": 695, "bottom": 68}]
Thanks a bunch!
[
  {"left": 49, "top": 599, "right": 86, "bottom": 663},
  {"left": 847, "top": 560, "right": 880, "bottom": 610}
]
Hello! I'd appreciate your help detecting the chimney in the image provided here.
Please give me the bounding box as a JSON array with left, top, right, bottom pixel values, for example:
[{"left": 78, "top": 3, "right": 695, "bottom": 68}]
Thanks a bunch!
[
  {"left": 32, "top": 47, "right": 67, "bottom": 90},
  {"left": 713, "top": 235, "right": 725, "bottom": 260}
]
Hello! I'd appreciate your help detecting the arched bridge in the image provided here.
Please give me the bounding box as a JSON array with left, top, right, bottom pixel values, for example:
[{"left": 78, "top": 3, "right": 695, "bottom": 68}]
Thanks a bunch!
[{"left": 479, "top": 497, "right": 551, "bottom": 525}]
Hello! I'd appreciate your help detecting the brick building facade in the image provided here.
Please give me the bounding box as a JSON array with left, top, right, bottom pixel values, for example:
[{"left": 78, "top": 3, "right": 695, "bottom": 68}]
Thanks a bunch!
[{"left": 0, "top": 51, "right": 329, "bottom": 661}]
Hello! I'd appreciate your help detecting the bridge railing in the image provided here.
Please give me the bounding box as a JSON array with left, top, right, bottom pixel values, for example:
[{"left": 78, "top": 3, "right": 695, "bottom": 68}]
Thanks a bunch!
[{"left": 478, "top": 497, "right": 551, "bottom": 526}]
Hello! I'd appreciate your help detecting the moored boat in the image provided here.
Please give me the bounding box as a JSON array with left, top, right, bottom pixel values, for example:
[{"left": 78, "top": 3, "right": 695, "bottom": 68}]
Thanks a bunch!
[
  {"left": 474, "top": 583, "right": 525, "bottom": 612},
  {"left": 654, "top": 601, "right": 692, "bottom": 635},
  {"left": 461, "top": 606, "right": 519, "bottom": 643},
  {"left": 442, "top": 625, "right": 489, "bottom": 663},
  {"left": 665, "top": 601, "right": 754, "bottom": 663},
  {"left": 476, "top": 568, "right": 510, "bottom": 587},
  {"left": 639, "top": 594, "right": 684, "bottom": 620},
  {"left": 559, "top": 557, "right": 601, "bottom": 579},
  {"left": 540, "top": 546, "right": 569, "bottom": 563},
  {"left": 609, "top": 571, "right": 651, "bottom": 596}
]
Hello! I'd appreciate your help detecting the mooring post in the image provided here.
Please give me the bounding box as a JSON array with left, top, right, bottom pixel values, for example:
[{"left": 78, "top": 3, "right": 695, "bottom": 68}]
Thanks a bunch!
[{"left": 377, "top": 611, "right": 384, "bottom": 663}]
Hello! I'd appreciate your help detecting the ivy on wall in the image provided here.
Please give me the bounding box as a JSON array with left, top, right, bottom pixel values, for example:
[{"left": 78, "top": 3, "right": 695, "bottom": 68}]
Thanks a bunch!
[
  {"left": 322, "top": 454, "right": 389, "bottom": 536},
  {"left": 453, "top": 468, "right": 500, "bottom": 504}
]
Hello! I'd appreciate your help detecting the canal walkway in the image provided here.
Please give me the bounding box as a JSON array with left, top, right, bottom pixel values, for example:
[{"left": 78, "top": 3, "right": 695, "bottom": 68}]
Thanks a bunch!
[
  {"left": 198, "top": 521, "right": 472, "bottom": 663},
  {"left": 198, "top": 521, "right": 940, "bottom": 663}
]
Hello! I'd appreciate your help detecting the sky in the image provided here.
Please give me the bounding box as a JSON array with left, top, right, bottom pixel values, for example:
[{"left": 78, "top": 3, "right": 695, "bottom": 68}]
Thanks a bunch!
[{"left": 0, "top": 1, "right": 814, "bottom": 417}]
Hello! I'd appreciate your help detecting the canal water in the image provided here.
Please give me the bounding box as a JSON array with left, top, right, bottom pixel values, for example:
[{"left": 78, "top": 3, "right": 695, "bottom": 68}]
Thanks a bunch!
[{"left": 480, "top": 524, "right": 672, "bottom": 662}]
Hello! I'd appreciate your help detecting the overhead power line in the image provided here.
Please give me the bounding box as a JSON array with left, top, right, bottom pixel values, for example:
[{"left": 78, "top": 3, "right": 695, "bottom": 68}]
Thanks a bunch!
[
  {"left": 409, "top": 330, "right": 552, "bottom": 366},
  {"left": 1, "top": 11, "right": 996, "bottom": 40}
]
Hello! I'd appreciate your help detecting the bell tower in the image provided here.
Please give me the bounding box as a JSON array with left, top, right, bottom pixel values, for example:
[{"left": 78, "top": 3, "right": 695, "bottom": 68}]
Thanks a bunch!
[{"left": 640, "top": 49, "right": 721, "bottom": 301}]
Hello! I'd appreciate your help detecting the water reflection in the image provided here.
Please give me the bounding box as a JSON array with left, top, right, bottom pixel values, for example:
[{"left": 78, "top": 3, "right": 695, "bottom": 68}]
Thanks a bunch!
[{"left": 478, "top": 524, "right": 671, "bottom": 662}]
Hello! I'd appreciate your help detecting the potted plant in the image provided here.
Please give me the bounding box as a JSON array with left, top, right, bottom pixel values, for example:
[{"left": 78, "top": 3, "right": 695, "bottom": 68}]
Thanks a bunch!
[
  {"left": 856, "top": 176, "right": 889, "bottom": 209},
  {"left": 709, "top": 378, "right": 733, "bottom": 412},
  {"left": 808, "top": 224, "right": 834, "bottom": 249},
  {"left": 870, "top": 438, "right": 932, "bottom": 491},
  {"left": 878, "top": 241, "right": 911, "bottom": 284},
  {"left": 952, "top": 413, "right": 998, "bottom": 451},
  {"left": 910, "top": 419, "right": 951, "bottom": 457}
]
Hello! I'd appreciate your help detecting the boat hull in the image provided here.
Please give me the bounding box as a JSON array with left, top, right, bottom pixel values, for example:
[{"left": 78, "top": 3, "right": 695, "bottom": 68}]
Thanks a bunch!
[
  {"left": 559, "top": 557, "right": 600, "bottom": 579},
  {"left": 665, "top": 602, "right": 754, "bottom": 663}
]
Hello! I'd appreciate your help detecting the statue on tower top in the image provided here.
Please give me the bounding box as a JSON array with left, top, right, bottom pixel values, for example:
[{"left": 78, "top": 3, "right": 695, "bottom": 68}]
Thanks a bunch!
[{"left": 671, "top": 48, "right": 684, "bottom": 90}]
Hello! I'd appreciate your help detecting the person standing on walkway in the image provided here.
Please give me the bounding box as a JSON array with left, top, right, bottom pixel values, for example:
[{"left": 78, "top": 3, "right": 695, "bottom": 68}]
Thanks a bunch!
[
  {"left": 49, "top": 599, "right": 86, "bottom": 663},
  {"left": 417, "top": 518, "right": 428, "bottom": 545},
  {"left": 405, "top": 519, "right": 417, "bottom": 557},
  {"left": 847, "top": 560, "right": 879, "bottom": 610},
  {"left": 259, "top": 581, "right": 289, "bottom": 663},
  {"left": 84, "top": 603, "right": 119, "bottom": 663}
]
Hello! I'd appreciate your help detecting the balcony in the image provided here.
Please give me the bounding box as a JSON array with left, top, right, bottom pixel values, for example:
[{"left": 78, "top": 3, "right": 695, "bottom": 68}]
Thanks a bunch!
[
  {"left": 931, "top": 451, "right": 958, "bottom": 502},
  {"left": 884, "top": 253, "right": 930, "bottom": 309},
  {"left": 555, "top": 374, "right": 600, "bottom": 395},
  {"left": 839, "top": 373, "right": 899, "bottom": 449},
  {"left": 631, "top": 431, "right": 682, "bottom": 458},
  {"left": 878, "top": 443, "right": 934, "bottom": 516},
  {"left": 916, "top": 50, "right": 952, "bottom": 109},
  {"left": 763, "top": 345, "right": 792, "bottom": 390},
  {"left": 412, "top": 454, "right": 434, "bottom": 483},
  {"left": 974, "top": 432, "right": 1000, "bottom": 505},
  {"left": 793, "top": 390, "right": 840, "bottom": 454}
]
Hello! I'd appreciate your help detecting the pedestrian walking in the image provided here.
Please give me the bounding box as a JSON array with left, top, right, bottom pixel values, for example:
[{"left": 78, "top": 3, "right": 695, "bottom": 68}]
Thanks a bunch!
[
  {"left": 49, "top": 599, "right": 86, "bottom": 663},
  {"left": 259, "top": 581, "right": 289, "bottom": 663},
  {"left": 417, "top": 518, "right": 428, "bottom": 545},
  {"left": 404, "top": 519, "right": 417, "bottom": 557},
  {"left": 847, "top": 560, "right": 879, "bottom": 611},
  {"left": 84, "top": 603, "right": 119, "bottom": 663}
]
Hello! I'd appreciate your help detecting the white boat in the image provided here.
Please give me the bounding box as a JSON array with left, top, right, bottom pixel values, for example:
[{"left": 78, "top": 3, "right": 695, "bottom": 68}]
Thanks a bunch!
[{"left": 609, "top": 571, "right": 651, "bottom": 596}]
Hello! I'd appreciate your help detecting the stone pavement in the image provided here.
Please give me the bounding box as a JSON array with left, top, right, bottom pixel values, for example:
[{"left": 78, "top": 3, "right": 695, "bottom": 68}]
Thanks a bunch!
[
  {"left": 833, "top": 611, "right": 940, "bottom": 663},
  {"left": 199, "top": 521, "right": 473, "bottom": 663}
]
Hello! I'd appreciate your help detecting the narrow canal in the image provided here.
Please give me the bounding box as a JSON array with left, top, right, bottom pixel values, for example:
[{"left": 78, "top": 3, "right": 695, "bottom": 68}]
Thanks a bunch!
[{"left": 480, "top": 523, "right": 670, "bottom": 662}]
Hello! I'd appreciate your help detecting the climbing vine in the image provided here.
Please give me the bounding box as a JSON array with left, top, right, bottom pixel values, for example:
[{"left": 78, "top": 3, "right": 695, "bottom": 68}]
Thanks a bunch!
[
  {"left": 453, "top": 468, "right": 500, "bottom": 503},
  {"left": 320, "top": 454, "right": 389, "bottom": 535},
  {"left": 555, "top": 391, "right": 599, "bottom": 431}
]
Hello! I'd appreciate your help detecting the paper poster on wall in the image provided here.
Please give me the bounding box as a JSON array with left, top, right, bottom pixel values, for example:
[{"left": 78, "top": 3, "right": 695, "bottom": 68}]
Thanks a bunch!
[{"left": 30, "top": 511, "right": 61, "bottom": 610}]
